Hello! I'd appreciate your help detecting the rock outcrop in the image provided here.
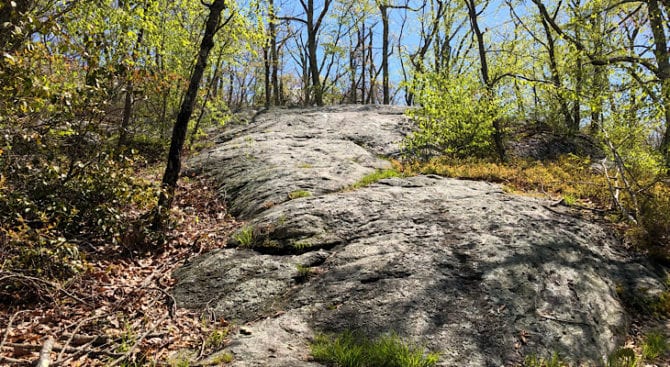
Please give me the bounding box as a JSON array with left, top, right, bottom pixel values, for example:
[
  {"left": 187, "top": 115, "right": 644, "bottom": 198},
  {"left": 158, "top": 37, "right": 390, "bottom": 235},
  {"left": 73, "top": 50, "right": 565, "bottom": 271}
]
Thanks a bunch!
[{"left": 174, "top": 105, "right": 663, "bottom": 366}]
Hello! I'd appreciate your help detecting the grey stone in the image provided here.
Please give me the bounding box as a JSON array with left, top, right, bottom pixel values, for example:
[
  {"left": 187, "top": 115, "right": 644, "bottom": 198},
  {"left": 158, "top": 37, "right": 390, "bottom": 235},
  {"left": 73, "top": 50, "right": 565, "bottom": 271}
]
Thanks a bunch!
[{"left": 173, "top": 105, "right": 664, "bottom": 366}]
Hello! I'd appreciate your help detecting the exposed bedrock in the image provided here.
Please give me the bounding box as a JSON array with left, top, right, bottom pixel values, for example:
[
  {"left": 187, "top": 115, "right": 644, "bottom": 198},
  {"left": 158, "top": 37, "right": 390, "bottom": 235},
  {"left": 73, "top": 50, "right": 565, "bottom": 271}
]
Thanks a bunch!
[{"left": 174, "top": 105, "right": 664, "bottom": 366}]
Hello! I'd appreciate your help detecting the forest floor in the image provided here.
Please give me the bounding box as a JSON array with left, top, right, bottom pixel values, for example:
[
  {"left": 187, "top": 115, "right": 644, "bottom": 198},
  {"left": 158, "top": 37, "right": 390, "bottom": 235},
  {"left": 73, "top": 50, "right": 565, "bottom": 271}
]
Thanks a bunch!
[
  {"left": 0, "top": 161, "right": 668, "bottom": 366},
  {"left": 0, "top": 171, "right": 243, "bottom": 366}
]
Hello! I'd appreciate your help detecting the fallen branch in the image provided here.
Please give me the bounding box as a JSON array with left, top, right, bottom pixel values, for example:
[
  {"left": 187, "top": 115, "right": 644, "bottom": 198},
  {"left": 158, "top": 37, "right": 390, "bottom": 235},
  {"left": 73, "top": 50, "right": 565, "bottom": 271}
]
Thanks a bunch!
[
  {"left": 4, "top": 342, "right": 124, "bottom": 358},
  {"left": 0, "top": 310, "right": 28, "bottom": 351},
  {"left": 0, "top": 355, "right": 31, "bottom": 365},
  {"left": 36, "top": 336, "right": 55, "bottom": 367}
]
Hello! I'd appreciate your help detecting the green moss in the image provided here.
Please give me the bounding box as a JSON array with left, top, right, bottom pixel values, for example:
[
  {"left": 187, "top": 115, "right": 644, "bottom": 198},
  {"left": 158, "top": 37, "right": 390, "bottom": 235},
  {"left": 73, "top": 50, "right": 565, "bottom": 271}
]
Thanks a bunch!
[
  {"left": 310, "top": 331, "right": 439, "bottom": 367},
  {"left": 288, "top": 190, "right": 312, "bottom": 199},
  {"left": 350, "top": 168, "right": 403, "bottom": 189}
]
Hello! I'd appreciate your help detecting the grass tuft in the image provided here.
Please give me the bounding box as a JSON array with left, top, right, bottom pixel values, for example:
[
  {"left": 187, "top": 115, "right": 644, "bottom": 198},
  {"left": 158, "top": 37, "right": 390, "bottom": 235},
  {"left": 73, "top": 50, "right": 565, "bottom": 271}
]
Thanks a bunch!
[
  {"left": 350, "top": 168, "right": 403, "bottom": 189},
  {"left": 232, "top": 225, "right": 254, "bottom": 247},
  {"left": 641, "top": 331, "right": 668, "bottom": 360},
  {"left": 310, "top": 331, "right": 439, "bottom": 367},
  {"left": 523, "top": 352, "right": 567, "bottom": 367},
  {"left": 288, "top": 190, "right": 312, "bottom": 199},
  {"left": 607, "top": 347, "right": 637, "bottom": 367}
]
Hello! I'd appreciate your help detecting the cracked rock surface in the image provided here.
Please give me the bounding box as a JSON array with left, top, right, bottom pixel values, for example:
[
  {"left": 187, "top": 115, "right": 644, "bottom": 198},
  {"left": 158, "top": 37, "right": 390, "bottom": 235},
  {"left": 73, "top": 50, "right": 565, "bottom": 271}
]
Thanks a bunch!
[{"left": 173, "top": 105, "right": 664, "bottom": 366}]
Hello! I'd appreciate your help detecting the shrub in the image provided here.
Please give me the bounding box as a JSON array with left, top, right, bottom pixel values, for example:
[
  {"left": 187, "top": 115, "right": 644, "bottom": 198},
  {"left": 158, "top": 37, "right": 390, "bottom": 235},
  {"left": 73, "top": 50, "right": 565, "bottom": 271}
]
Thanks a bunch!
[{"left": 404, "top": 72, "right": 505, "bottom": 159}]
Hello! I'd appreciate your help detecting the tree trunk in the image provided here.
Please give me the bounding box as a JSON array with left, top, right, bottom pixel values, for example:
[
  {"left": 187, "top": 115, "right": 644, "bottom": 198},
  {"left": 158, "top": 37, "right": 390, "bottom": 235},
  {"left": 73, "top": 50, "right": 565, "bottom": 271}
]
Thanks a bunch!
[
  {"left": 118, "top": 79, "right": 134, "bottom": 150},
  {"left": 360, "top": 25, "right": 366, "bottom": 104},
  {"left": 154, "top": 0, "right": 227, "bottom": 228},
  {"left": 465, "top": 0, "right": 506, "bottom": 161},
  {"left": 538, "top": 14, "right": 574, "bottom": 131},
  {"left": 381, "top": 5, "right": 390, "bottom": 104},
  {"left": 269, "top": 0, "right": 280, "bottom": 106},
  {"left": 263, "top": 45, "right": 271, "bottom": 107},
  {"left": 647, "top": 0, "right": 670, "bottom": 163}
]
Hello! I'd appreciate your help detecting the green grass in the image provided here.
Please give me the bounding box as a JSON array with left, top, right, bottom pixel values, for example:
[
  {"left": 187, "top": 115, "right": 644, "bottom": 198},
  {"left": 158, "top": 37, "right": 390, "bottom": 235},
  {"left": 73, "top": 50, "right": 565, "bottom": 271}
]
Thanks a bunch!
[
  {"left": 350, "top": 168, "right": 403, "bottom": 189},
  {"left": 523, "top": 352, "right": 566, "bottom": 367},
  {"left": 641, "top": 331, "right": 668, "bottom": 360},
  {"left": 295, "top": 264, "right": 314, "bottom": 283},
  {"left": 288, "top": 190, "right": 312, "bottom": 199},
  {"left": 607, "top": 348, "right": 637, "bottom": 367},
  {"left": 310, "top": 331, "right": 439, "bottom": 367},
  {"left": 232, "top": 225, "right": 254, "bottom": 247}
]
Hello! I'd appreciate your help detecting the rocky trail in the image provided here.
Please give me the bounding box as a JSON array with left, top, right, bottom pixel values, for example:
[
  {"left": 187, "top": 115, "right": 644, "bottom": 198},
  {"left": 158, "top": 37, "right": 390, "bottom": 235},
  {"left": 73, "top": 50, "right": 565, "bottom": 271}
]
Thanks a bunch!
[{"left": 173, "top": 105, "right": 665, "bottom": 366}]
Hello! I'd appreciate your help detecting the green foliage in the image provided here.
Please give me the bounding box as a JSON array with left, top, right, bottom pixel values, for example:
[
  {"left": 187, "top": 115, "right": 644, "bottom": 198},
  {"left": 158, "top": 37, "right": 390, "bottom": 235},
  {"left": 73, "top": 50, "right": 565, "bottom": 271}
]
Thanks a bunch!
[
  {"left": 0, "top": 144, "right": 159, "bottom": 279},
  {"left": 205, "top": 328, "right": 230, "bottom": 349},
  {"left": 232, "top": 225, "right": 255, "bottom": 247},
  {"left": 606, "top": 348, "right": 637, "bottom": 367},
  {"left": 310, "top": 331, "right": 439, "bottom": 367},
  {"left": 523, "top": 352, "right": 566, "bottom": 367},
  {"left": 641, "top": 331, "right": 667, "bottom": 360},
  {"left": 351, "top": 168, "right": 403, "bottom": 189},
  {"left": 404, "top": 72, "right": 504, "bottom": 159},
  {"left": 292, "top": 240, "right": 312, "bottom": 251}
]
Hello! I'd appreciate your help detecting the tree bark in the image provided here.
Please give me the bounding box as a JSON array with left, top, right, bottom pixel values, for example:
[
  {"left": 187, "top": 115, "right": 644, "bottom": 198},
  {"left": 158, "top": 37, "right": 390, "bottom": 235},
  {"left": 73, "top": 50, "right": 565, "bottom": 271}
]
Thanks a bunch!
[
  {"left": 269, "top": 0, "right": 280, "bottom": 106},
  {"left": 380, "top": 4, "right": 390, "bottom": 104},
  {"left": 647, "top": 0, "right": 670, "bottom": 163},
  {"left": 154, "top": 0, "right": 227, "bottom": 228}
]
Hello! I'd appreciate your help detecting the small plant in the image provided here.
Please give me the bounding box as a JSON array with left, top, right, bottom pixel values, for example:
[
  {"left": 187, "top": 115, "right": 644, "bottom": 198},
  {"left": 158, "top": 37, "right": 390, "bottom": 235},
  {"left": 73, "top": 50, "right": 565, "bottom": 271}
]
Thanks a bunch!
[
  {"left": 310, "top": 331, "right": 439, "bottom": 367},
  {"left": 292, "top": 240, "right": 312, "bottom": 251},
  {"left": 205, "top": 328, "right": 230, "bottom": 349},
  {"left": 350, "top": 168, "right": 403, "bottom": 189},
  {"left": 607, "top": 347, "right": 637, "bottom": 367},
  {"left": 523, "top": 352, "right": 566, "bottom": 367},
  {"left": 562, "top": 194, "right": 577, "bottom": 206},
  {"left": 208, "top": 351, "right": 233, "bottom": 364},
  {"left": 641, "top": 331, "right": 667, "bottom": 360},
  {"left": 232, "top": 225, "right": 254, "bottom": 247},
  {"left": 295, "top": 264, "right": 314, "bottom": 283},
  {"left": 288, "top": 190, "right": 312, "bottom": 199}
]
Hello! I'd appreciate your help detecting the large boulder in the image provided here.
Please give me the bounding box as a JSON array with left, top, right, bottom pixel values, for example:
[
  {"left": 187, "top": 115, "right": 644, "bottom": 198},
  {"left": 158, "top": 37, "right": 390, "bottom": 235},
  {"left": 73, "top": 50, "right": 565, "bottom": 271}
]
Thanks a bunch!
[{"left": 174, "top": 105, "right": 663, "bottom": 366}]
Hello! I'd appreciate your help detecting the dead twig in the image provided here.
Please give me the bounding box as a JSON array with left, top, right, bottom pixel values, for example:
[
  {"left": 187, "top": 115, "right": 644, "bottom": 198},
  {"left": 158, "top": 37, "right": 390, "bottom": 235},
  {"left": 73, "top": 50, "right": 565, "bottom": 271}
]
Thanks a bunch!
[
  {"left": 1, "top": 310, "right": 28, "bottom": 351},
  {"left": 0, "top": 355, "right": 31, "bottom": 364},
  {"left": 107, "top": 313, "right": 168, "bottom": 367},
  {"left": 0, "top": 271, "right": 88, "bottom": 306},
  {"left": 36, "top": 336, "right": 55, "bottom": 367}
]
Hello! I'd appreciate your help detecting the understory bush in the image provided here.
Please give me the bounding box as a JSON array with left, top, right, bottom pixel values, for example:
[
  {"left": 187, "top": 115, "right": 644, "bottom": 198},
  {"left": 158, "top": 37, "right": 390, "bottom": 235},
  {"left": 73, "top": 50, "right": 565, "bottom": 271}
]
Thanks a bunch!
[
  {"left": 0, "top": 128, "right": 160, "bottom": 281},
  {"left": 404, "top": 72, "right": 505, "bottom": 159}
]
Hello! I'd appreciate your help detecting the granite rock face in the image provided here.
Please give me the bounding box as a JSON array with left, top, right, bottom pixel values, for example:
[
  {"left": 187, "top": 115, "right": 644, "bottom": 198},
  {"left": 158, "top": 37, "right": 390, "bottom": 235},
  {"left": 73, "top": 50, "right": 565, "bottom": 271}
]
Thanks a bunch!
[{"left": 174, "top": 105, "right": 663, "bottom": 366}]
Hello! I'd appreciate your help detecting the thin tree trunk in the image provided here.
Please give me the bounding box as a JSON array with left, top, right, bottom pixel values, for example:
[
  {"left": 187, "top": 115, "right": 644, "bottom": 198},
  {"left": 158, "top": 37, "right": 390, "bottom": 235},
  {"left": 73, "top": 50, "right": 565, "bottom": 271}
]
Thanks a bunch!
[
  {"left": 381, "top": 5, "right": 390, "bottom": 104},
  {"left": 269, "top": 0, "right": 280, "bottom": 106},
  {"left": 465, "top": 0, "right": 506, "bottom": 161},
  {"left": 647, "top": 0, "right": 670, "bottom": 163},
  {"left": 154, "top": 0, "right": 228, "bottom": 228},
  {"left": 360, "top": 25, "right": 366, "bottom": 104}
]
